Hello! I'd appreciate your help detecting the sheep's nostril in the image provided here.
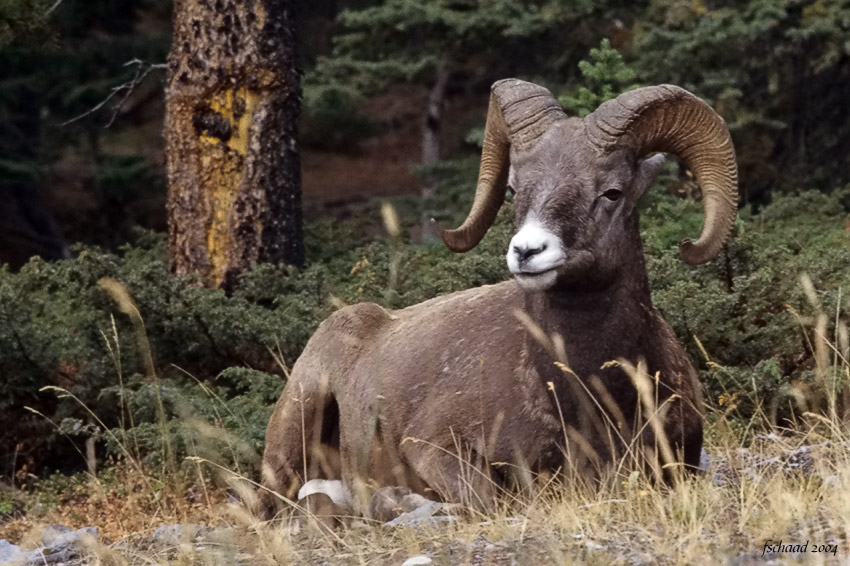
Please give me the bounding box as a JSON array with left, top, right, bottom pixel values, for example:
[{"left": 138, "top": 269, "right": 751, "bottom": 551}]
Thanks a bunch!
[{"left": 516, "top": 244, "right": 546, "bottom": 263}]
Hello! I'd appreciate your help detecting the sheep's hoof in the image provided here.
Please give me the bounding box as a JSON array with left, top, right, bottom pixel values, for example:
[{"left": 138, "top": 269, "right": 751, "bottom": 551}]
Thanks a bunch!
[
  {"left": 368, "top": 486, "right": 434, "bottom": 523},
  {"left": 293, "top": 493, "right": 350, "bottom": 531}
]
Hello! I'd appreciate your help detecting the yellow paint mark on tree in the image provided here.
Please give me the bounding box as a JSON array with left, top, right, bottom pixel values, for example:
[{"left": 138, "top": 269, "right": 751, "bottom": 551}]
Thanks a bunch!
[
  {"left": 199, "top": 87, "right": 259, "bottom": 155},
  {"left": 197, "top": 86, "right": 260, "bottom": 286},
  {"left": 201, "top": 145, "right": 242, "bottom": 287},
  {"left": 231, "top": 90, "right": 258, "bottom": 154},
  {"left": 256, "top": 3, "right": 266, "bottom": 30}
]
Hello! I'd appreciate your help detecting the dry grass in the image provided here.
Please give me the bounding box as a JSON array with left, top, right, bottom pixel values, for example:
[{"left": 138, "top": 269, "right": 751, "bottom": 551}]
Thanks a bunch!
[
  {"left": 5, "top": 423, "right": 850, "bottom": 565},
  {"left": 216, "top": 421, "right": 849, "bottom": 566},
  {"left": 0, "top": 463, "right": 230, "bottom": 545}
]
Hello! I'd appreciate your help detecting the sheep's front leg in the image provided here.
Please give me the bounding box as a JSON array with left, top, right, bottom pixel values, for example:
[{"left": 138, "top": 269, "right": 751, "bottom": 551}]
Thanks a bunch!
[{"left": 400, "top": 434, "right": 498, "bottom": 509}]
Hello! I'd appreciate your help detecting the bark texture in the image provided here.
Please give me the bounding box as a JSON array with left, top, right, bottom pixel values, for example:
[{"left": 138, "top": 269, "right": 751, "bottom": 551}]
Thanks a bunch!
[
  {"left": 420, "top": 60, "right": 451, "bottom": 235},
  {"left": 166, "top": 0, "right": 302, "bottom": 289}
]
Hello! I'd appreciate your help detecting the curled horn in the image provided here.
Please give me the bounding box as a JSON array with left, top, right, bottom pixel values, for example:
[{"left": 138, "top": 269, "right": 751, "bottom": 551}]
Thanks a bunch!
[
  {"left": 585, "top": 85, "right": 738, "bottom": 264},
  {"left": 435, "top": 79, "right": 566, "bottom": 252}
]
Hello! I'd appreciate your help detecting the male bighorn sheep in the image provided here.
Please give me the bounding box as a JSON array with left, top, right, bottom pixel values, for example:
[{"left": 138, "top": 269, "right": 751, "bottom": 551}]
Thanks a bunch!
[{"left": 261, "top": 79, "right": 737, "bottom": 514}]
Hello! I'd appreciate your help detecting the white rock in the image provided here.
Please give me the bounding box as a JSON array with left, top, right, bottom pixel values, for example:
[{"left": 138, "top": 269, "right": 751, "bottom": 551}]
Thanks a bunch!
[
  {"left": 0, "top": 539, "right": 23, "bottom": 563},
  {"left": 40, "top": 524, "right": 73, "bottom": 547},
  {"left": 152, "top": 524, "right": 210, "bottom": 545},
  {"left": 402, "top": 556, "right": 432, "bottom": 566},
  {"left": 699, "top": 448, "right": 710, "bottom": 471},
  {"left": 822, "top": 474, "right": 843, "bottom": 488},
  {"left": 22, "top": 526, "right": 99, "bottom": 564},
  {"left": 385, "top": 501, "right": 454, "bottom": 527}
]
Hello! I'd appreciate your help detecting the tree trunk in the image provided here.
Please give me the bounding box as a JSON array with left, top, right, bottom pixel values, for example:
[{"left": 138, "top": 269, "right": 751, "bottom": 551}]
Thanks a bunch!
[
  {"left": 420, "top": 59, "right": 451, "bottom": 236},
  {"left": 85, "top": 436, "right": 97, "bottom": 477},
  {"left": 165, "top": 0, "right": 303, "bottom": 289},
  {"left": 421, "top": 60, "right": 451, "bottom": 168}
]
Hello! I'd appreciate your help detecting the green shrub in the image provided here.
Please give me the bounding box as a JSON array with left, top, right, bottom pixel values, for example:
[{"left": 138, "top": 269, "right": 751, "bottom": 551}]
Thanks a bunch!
[
  {"left": 631, "top": 0, "right": 850, "bottom": 195},
  {"left": 0, "top": 168, "right": 513, "bottom": 477},
  {"left": 301, "top": 83, "right": 379, "bottom": 151},
  {"left": 558, "top": 38, "right": 640, "bottom": 117},
  {"left": 646, "top": 188, "right": 850, "bottom": 419}
]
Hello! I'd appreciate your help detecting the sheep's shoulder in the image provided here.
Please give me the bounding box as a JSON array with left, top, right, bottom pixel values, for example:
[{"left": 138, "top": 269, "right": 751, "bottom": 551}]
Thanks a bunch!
[{"left": 318, "top": 302, "right": 396, "bottom": 343}]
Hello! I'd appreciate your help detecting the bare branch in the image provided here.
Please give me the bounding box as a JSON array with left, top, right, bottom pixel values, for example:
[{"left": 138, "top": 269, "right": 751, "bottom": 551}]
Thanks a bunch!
[
  {"left": 60, "top": 58, "right": 167, "bottom": 128},
  {"left": 45, "top": 0, "right": 63, "bottom": 16}
]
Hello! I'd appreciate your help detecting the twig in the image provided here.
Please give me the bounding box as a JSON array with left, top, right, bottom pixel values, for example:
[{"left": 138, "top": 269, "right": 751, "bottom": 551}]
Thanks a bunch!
[
  {"left": 61, "top": 58, "right": 167, "bottom": 128},
  {"left": 45, "top": 0, "right": 63, "bottom": 16},
  {"left": 577, "top": 498, "right": 627, "bottom": 510}
]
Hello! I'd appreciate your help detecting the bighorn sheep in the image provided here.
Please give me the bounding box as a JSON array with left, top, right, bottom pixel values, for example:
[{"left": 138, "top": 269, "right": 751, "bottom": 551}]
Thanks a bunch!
[{"left": 261, "top": 79, "right": 737, "bottom": 514}]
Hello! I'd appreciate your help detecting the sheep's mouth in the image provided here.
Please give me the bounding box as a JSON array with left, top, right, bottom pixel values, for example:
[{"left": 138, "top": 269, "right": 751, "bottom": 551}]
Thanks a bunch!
[
  {"left": 511, "top": 258, "right": 565, "bottom": 277},
  {"left": 513, "top": 267, "right": 560, "bottom": 291},
  {"left": 516, "top": 265, "right": 559, "bottom": 277}
]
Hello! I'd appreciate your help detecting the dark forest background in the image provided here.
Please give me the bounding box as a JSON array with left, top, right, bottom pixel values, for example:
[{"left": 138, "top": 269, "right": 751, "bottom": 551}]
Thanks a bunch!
[{"left": 3, "top": 0, "right": 849, "bottom": 265}]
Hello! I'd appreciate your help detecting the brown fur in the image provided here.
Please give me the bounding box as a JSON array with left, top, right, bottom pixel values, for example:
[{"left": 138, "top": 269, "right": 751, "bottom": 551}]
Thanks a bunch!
[{"left": 261, "top": 281, "right": 702, "bottom": 513}]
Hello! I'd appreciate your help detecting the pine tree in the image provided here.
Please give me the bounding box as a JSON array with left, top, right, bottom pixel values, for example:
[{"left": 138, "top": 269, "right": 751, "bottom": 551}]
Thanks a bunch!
[
  {"left": 631, "top": 0, "right": 850, "bottom": 199},
  {"left": 0, "top": 0, "right": 53, "bottom": 47},
  {"left": 558, "top": 38, "right": 639, "bottom": 117},
  {"left": 0, "top": 0, "right": 173, "bottom": 267},
  {"left": 307, "top": 0, "right": 634, "bottom": 229}
]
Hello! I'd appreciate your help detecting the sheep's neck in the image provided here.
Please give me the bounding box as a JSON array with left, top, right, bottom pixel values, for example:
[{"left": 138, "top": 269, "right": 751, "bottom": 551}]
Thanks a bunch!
[{"left": 523, "top": 262, "right": 655, "bottom": 384}]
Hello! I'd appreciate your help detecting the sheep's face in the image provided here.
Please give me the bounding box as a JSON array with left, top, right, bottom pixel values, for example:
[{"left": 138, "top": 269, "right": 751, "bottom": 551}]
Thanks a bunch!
[{"left": 506, "top": 123, "right": 665, "bottom": 292}]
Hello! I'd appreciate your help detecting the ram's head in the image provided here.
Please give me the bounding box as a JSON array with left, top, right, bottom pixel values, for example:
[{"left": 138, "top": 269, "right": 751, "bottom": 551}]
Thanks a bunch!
[{"left": 435, "top": 80, "right": 738, "bottom": 292}]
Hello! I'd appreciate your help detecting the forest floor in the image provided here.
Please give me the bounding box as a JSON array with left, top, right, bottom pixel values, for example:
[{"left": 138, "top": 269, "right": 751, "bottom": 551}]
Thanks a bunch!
[{"left": 2, "top": 422, "right": 849, "bottom": 565}]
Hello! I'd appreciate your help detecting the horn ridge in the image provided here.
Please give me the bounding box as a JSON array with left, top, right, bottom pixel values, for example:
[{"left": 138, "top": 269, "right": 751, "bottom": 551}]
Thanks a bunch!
[
  {"left": 585, "top": 85, "right": 738, "bottom": 265},
  {"left": 437, "top": 79, "right": 564, "bottom": 253}
]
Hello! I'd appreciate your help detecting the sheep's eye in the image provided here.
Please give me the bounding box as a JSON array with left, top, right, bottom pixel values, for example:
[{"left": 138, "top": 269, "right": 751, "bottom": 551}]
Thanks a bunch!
[{"left": 602, "top": 188, "right": 622, "bottom": 201}]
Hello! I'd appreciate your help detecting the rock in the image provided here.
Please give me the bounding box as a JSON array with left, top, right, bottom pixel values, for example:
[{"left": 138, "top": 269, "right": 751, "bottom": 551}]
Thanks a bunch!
[
  {"left": 699, "top": 448, "right": 709, "bottom": 471},
  {"left": 401, "top": 556, "right": 432, "bottom": 566},
  {"left": 384, "top": 501, "right": 457, "bottom": 527},
  {"left": 22, "top": 526, "right": 97, "bottom": 565},
  {"left": 0, "top": 539, "right": 23, "bottom": 563},
  {"left": 368, "top": 486, "right": 434, "bottom": 522},
  {"left": 152, "top": 524, "right": 211, "bottom": 546},
  {"left": 200, "top": 526, "right": 245, "bottom": 545},
  {"left": 708, "top": 441, "right": 850, "bottom": 487},
  {"left": 822, "top": 474, "right": 842, "bottom": 488},
  {"left": 40, "top": 525, "right": 73, "bottom": 547}
]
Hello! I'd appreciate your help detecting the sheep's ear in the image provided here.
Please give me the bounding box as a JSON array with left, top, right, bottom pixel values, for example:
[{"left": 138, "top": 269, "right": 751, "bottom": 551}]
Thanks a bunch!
[{"left": 633, "top": 154, "right": 666, "bottom": 199}]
